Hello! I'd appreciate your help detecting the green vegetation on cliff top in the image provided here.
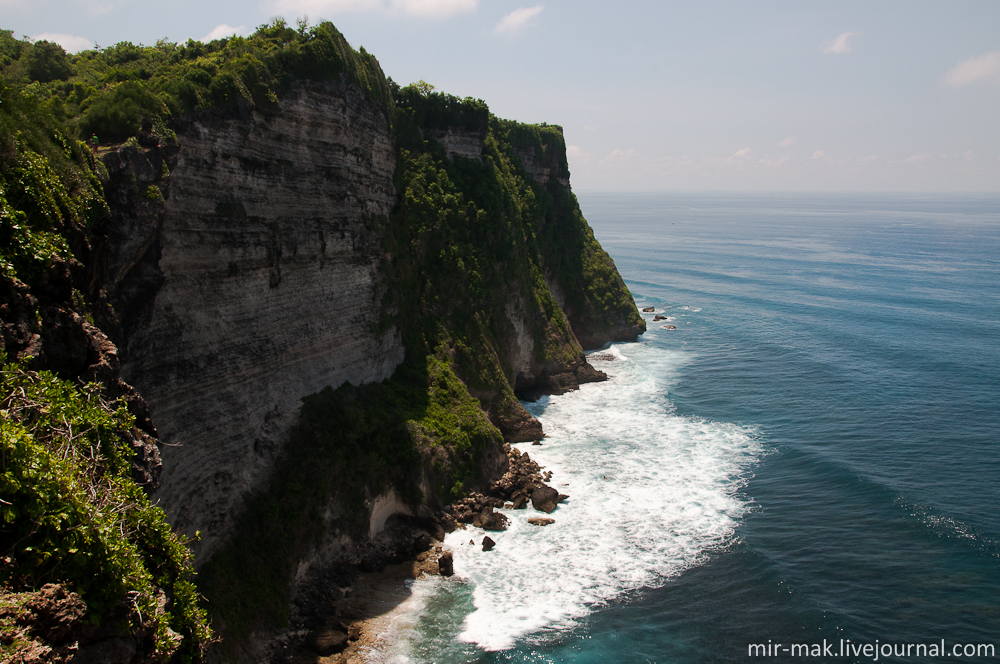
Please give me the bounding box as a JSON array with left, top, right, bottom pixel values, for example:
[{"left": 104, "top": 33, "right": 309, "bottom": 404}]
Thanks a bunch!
[{"left": 1, "top": 19, "right": 389, "bottom": 143}]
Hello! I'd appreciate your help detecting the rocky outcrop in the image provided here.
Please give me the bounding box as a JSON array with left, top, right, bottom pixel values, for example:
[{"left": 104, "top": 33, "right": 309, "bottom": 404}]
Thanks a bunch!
[
  {"left": 515, "top": 142, "right": 570, "bottom": 190},
  {"left": 432, "top": 127, "right": 486, "bottom": 162},
  {"left": 0, "top": 583, "right": 180, "bottom": 664},
  {"left": 485, "top": 444, "right": 565, "bottom": 513},
  {"left": 503, "top": 300, "right": 608, "bottom": 402}
]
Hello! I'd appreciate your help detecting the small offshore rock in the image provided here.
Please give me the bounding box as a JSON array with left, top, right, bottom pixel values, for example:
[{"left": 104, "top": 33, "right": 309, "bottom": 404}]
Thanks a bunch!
[
  {"left": 482, "top": 536, "right": 496, "bottom": 551},
  {"left": 642, "top": 306, "right": 655, "bottom": 312},
  {"left": 532, "top": 440, "right": 542, "bottom": 445},
  {"left": 653, "top": 315, "right": 667, "bottom": 321},
  {"left": 438, "top": 551, "right": 454, "bottom": 576},
  {"left": 662, "top": 325, "right": 677, "bottom": 329},
  {"left": 527, "top": 518, "right": 555, "bottom": 526},
  {"left": 558, "top": 494, "right": 569, "bottom": 503},
  {"left": 531, "top": 485, "right": 560, "bottom": 514}
]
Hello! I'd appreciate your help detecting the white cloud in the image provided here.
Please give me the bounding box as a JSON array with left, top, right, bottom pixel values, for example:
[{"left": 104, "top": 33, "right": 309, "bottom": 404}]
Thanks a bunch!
[
  {"left": 758, "top": 155, "right": 790, "bottom": 167},
  {"left": 495, "top": 5, "right": 543, "bottom": 35},
  {"left": 726, "top": 147, "right": 751, "bottom": 163},
  {"left": 604, "top": 148, "right": 638, "bottom": 162},
  {"left": 821, "top": 32, "right": 859, "bottom": 55},
  {"left": 902, "top": 154, "right": 930, "bottom": 163},
  {"left": 777, "top": 136, "right": 796, "bottom": 147},
  {"left": 811, "top": 150, "right": 825, "bottom": 159},
  {"left": 272, "top": 0, "right": 476, "bottom": 18},
  {"left": 30, "top": 32, "right": 93, "bottom": 53},
  {"left": 944, "top": 50, "right": 1000, "bottom": 87},
  {"left": 566, "top": 144, "right": 590, "bottom": 164},
  {"left": 203, "top": 24, "right": 246, "bottom": 41}
]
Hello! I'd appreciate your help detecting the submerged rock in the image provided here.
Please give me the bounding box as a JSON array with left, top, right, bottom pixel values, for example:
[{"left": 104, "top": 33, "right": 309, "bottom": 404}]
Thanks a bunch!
[{"left": 527, "top": 518, "right": 555, "bottom": 526}]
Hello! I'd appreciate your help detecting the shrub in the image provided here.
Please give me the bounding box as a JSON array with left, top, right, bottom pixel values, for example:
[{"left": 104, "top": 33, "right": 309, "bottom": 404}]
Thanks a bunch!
[
  {"left": 79, "top": 81, "right": 168, "bottom": 144},
  {"left": 0, "top": 354, "right": 211, "bottom": 661}
]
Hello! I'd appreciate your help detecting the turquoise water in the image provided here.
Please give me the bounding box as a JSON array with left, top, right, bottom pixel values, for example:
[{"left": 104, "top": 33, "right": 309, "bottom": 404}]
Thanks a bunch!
[{"left": 383, "top": 193, "right": 1000, "bottom": 663}]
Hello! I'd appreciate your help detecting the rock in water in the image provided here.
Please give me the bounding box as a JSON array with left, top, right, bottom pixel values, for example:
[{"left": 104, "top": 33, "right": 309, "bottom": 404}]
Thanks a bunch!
[
  {"left": 482, "top": 536, "right": 496, "bottom": 551},
  {"left": 531, "top": 485, "right": 560, "bottom": 513},
  {"left": 527, "top": 518, "right": 555, "bottom": 526},
  {"left": 481, "top": 508, "right": 510, "bottom": 531},
  {"left": 438, "top": 552, "right": 454, "bottom": 576},
  {"left": 642, "top": 306, "right": 655, "bottom": 312}
]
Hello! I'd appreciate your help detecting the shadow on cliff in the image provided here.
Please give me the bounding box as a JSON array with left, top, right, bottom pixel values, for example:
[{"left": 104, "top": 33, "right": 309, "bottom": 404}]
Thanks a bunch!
[{"left": 197, "top": 351, "right": 503, "bottom": 659}]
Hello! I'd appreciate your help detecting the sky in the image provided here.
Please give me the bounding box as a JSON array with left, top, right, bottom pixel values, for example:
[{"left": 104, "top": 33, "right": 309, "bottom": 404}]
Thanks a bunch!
[{"left": 5, "top": 0, "right": 999, "bottom": 192}]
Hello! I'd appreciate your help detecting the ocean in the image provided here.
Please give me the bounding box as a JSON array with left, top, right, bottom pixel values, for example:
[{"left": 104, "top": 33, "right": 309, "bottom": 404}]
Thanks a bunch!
[{"left": 378, "top": 192, "right": 1000, "bottom": 663}]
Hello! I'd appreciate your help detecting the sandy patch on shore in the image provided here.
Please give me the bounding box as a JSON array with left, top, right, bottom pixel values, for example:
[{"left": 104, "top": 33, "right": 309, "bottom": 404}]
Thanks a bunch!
[{"left": 294, "top": 544, "right": 446, "bottom": 664}]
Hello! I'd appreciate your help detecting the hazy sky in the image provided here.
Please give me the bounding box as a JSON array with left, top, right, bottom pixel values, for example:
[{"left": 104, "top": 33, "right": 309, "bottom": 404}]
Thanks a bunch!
[{"left": 6, "top": 0, "right": 999, "bottom": 191}]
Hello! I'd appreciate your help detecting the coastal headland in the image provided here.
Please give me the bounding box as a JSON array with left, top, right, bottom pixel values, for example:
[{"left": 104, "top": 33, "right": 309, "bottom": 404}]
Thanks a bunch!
[{"left": 0, "top": 20, "right": 643, "bottom": 662}]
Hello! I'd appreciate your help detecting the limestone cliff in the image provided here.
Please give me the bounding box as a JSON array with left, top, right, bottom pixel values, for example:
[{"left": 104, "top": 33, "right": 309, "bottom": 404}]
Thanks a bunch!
[{"left": 99, "top": 79, "right": 404, "bottom": 559}]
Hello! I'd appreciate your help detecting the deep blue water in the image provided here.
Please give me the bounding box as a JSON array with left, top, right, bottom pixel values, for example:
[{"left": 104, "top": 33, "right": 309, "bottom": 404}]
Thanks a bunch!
[{"left": 389, "top": 192, "right": 1000, "bottom": 663}]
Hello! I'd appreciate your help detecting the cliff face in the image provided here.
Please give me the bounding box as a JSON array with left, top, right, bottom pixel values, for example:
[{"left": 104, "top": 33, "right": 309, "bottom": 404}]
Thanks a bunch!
[
  {"left": 90, "top": 73, "right": 646, "bottom": 658},
  {"left": 101, "top": 79, "right": 404, "bottom": 558}
]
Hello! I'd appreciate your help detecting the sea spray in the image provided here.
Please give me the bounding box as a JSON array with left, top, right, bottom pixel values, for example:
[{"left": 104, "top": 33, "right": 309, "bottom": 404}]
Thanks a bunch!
[{"left": 384, "top": 341, "right": 763, "bottom": 660}]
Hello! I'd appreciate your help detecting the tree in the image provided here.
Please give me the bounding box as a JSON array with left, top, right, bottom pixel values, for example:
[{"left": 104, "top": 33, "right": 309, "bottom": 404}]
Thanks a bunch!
[{"left": 26, "top": 41, "right": 72, "bottom": 83}]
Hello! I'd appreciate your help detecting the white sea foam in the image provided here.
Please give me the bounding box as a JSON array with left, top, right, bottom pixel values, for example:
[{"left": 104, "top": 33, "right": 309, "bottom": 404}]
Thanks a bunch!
[{"left": 377, "top": 343, "right": 761, "bottom": 653}]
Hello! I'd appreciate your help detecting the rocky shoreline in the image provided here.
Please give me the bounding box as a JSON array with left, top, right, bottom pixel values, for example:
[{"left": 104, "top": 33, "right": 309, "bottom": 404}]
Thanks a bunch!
[{"left": 269, "top": 443, "right": 564, "bottom": 663}]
